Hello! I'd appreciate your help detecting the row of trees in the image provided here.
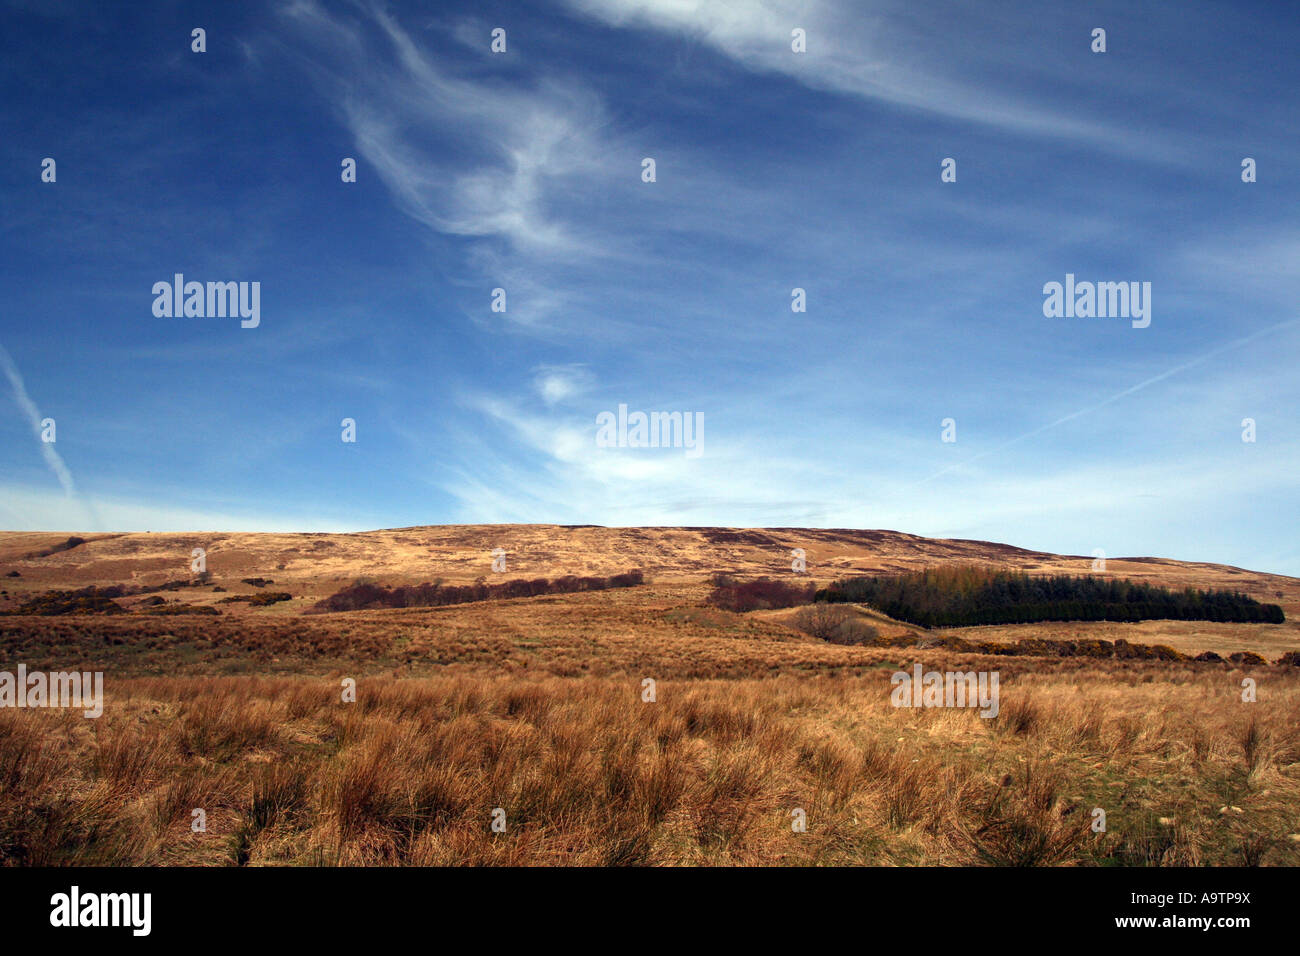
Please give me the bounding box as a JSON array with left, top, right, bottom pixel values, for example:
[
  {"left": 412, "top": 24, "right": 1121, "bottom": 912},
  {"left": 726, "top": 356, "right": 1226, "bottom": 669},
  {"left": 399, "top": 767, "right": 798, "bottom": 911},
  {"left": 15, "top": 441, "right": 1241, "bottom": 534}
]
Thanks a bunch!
[
  {"left": 314, "top": 570, "right": 646, "bottom": 612},
  {"left": 706, "top": 576, "right": 816, "bottom": 612},
  {"left": 815, "top": 566, "right": 1285, "bottom": 628}
]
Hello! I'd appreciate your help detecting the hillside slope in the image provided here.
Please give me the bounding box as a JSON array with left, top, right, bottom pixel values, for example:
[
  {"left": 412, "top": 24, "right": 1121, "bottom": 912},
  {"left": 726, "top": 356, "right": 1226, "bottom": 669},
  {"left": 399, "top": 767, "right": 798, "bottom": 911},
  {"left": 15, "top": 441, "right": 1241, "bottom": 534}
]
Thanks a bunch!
[{"left": 1, "top": 524, "right": 1296, "bottom": 615}]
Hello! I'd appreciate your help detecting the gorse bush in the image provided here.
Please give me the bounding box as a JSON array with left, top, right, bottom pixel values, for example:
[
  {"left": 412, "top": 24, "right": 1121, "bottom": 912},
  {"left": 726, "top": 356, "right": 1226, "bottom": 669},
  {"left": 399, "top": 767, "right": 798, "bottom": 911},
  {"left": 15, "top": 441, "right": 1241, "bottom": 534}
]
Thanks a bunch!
[
  {"left": 816, "top": 565, "right": 1285, "bottom": 628},
  {"left": 4, "top": 577, "right": 221, "bottom": 617},
  {"left": 220, "top": 591, "right": 293, "bottom": 607},
  {"left": 4, "top": 586, "right": 127, "bottom": 616},
  {"left": 313, "top": 570, "right": 645, "bottom": 613},
  {"left": 248, "top": 591, "right": 292, "bottom": 607}
]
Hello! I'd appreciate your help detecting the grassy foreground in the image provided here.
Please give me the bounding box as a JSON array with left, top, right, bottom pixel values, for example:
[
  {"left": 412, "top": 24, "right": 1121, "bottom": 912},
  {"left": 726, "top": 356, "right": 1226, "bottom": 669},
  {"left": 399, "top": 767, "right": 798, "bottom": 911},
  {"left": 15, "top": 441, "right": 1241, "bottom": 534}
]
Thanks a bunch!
[{"left": 4, "top": 661, "right": 1298, "bottom": 866}]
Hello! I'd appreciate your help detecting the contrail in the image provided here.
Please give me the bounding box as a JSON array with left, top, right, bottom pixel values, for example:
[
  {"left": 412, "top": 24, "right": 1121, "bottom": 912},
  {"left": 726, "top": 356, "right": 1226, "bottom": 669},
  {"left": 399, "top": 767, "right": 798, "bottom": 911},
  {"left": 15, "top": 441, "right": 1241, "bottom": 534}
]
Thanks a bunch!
[
  {"left": 920, "top": 316, "right": 1300, "bottom": 484},
  {"left": 0, "top": 343, "right": 100, "bottom": 528}
]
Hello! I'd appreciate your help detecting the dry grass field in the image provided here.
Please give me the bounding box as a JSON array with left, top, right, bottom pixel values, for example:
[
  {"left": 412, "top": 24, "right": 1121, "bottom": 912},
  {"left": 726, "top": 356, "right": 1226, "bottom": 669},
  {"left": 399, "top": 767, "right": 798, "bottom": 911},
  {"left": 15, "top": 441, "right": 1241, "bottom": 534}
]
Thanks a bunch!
[
  {"left": 1, "top": 525, "right": 1298, "bottom": 866},
  {"left": 4, "top": 668, "right": 1298, "bottom": 866}
]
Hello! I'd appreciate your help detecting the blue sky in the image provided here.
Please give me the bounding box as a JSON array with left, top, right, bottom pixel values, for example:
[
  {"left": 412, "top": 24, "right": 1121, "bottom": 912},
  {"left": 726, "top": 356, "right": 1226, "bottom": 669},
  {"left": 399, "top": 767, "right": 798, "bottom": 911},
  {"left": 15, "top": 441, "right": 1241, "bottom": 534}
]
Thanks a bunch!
[{"left": 1, "top": 0, "right": 1297, "bottom": 574}]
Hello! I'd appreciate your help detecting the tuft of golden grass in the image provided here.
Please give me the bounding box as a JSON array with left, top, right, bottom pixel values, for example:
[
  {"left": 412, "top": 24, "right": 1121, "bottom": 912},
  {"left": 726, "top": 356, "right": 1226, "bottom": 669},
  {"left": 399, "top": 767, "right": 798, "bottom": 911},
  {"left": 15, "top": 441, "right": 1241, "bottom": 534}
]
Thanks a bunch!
[{"left": 1, "top": 664, "right": 1296, "bottom": 866}]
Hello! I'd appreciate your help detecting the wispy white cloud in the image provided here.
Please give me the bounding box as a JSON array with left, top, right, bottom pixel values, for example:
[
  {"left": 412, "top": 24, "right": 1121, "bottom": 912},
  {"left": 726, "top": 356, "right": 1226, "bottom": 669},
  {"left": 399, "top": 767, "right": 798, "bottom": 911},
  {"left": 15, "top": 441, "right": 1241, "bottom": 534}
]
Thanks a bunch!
[
  {"left": 533, "top": 364, "right": 595, "bottom": 405},
  {"left": 0, "top": 344, "right": 101, "bottom": 529},
  {"left": 0, "top": 483, "right": 359, "bottom": 534},
  {"left": 284, "top": 0, "right": 615, "bottom": 263},
  {"left": 921, "top": 315, "right": 1300, "bottom": 484},
  {"left": 1177, "top": 229, "right": 1300, "bottom": 307},
  {"left": 562, "top": 0, "right": 1209, "bottom": 158}
]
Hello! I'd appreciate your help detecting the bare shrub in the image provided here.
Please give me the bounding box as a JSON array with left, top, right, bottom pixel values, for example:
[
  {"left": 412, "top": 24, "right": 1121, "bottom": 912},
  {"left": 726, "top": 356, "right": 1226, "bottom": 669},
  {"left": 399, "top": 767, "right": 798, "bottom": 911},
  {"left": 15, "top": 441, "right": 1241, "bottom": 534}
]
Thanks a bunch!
[{"left": 792, "top": 604, "right": 879, "bottom": 645}]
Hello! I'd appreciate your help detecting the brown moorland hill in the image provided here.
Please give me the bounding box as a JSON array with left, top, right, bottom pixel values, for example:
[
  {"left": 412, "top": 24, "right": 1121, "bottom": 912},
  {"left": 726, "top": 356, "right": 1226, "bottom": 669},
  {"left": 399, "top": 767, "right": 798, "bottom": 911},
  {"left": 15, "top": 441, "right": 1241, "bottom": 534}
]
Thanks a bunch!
[
  {"left": 2, "top": 526, "right": 1298, "bottom": 867},
  {"left": 2, "top": 524, "right": 1296, "bottom": 607},
  {"left": 1, "top": 525, "right": 1296, "bottom": 667}
]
